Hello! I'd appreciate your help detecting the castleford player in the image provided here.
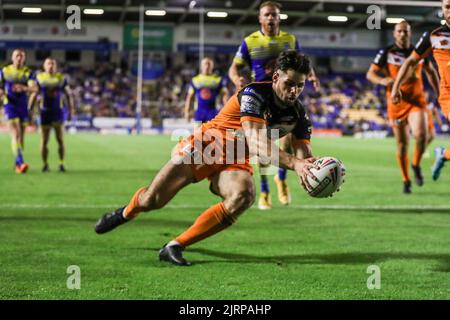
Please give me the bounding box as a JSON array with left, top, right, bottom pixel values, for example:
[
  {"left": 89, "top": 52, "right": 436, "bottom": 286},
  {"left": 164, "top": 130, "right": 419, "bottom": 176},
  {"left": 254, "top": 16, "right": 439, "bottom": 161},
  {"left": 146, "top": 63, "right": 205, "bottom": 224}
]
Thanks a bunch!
[
  {"left": 229, "top": 1, "right": 320, "bottom": 210},
  {"left": 95, "top": 50, "right": 317, "bottom": 266},
  {"left": 0, "top": 49, "right": 36, "bottom": 174},
  {"left": 392, "top": 0, "right": 450, "bottom": 181},
  {"left": 184, "top": 57, "right": 229, "bottom": 124},
  {"left": 28, "top": 58, "right": 75, "bottom": 172},
  {"left": 367, "top": 21, "right": 440, "bottom": 194}
]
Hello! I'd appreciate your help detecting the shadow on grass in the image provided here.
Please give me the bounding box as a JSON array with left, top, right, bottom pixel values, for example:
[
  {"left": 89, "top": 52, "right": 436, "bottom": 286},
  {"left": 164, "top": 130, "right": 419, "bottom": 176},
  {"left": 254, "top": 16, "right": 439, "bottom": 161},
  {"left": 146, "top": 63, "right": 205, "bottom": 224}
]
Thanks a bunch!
[
  {"left": 182, "top": 248, "right": 450, "bottom": 272},
  {"left": 274, "top": 207, "right": 450, "bottom": 214},
  {"left": 0, "top": 216, "right": 193, "bottom": 228}
]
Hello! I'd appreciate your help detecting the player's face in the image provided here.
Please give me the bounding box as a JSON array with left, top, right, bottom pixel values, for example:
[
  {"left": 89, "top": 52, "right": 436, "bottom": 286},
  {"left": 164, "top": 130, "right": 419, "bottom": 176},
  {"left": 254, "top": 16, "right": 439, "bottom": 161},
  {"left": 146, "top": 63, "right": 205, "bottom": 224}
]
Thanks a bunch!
[
  {"left": 272, "top": 69, "right": 306, "bottom": 106},
  {"left": 44, "top": 59, "right": 57, "bottom": 73},
  {"left": 443, "top": 0, "right": 450, "bottom": 25},
  {"left": 201, "top": 59, "right": 214, "bottom": 74},
  {"left": 259, "top": 5, "right": 280, "bottom": 35},
  {"left": 393, "top": 23, "right": 411, "bottom": 47},
  {"left": 12, "top": 50, "right": 25, "bottom": 67}
]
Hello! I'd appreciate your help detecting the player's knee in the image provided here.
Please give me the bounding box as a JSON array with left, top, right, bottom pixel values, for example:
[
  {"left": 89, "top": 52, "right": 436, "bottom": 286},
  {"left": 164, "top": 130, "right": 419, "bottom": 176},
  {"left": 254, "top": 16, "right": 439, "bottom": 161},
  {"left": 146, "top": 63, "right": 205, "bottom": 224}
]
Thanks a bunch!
[
  {"left": 414, "top": 131, "right": 426, "bottom": 144},
  {"left": 228, "top": 187, "right": 255, "bottom": 213},
  {"left": 139, "top": 190, "right": 164, "bottom": 211},
  {"left": 397, "top": 142, "right": 408, "bottom": 154}
]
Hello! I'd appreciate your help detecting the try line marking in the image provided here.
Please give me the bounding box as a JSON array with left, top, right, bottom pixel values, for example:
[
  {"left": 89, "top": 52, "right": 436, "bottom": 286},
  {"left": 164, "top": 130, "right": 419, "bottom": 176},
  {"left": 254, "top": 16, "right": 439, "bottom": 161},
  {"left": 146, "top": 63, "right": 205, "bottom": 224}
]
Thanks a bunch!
[{"left": 0, "top": 204, "right": 449, "bottom": 210}]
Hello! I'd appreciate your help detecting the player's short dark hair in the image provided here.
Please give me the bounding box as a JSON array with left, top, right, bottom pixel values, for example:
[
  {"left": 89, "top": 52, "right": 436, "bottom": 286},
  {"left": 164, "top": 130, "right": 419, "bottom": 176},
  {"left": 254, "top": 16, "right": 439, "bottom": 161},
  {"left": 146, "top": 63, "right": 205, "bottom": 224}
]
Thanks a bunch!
[
  {"left": 12, "top": 48, "right": 25, "bottom": 53},
  {"left": 259, "top": 1, "right": 282, "bottom": 11},
  {"left": 275, "top": 50, "right": 311, "bottom": 75}
]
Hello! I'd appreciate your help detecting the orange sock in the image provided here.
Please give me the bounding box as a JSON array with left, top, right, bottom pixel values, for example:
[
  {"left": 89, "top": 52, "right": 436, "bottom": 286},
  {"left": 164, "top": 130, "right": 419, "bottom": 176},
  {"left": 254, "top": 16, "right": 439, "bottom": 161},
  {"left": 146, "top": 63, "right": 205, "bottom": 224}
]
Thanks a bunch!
[
  {"left": 445, "top": 148, "right": 450, "bottom": 160},
  {"left": 123, "top": 187, "right": 147, "bottom": 219},
  {"left": 412, "top": 144, "right": 423, "bottom": 167},
  {"left": 396, "top": 153, "right": 410, "bottom": 182},
  {"left": 175, "top": 202, "right": 235, "bottom": 248}
]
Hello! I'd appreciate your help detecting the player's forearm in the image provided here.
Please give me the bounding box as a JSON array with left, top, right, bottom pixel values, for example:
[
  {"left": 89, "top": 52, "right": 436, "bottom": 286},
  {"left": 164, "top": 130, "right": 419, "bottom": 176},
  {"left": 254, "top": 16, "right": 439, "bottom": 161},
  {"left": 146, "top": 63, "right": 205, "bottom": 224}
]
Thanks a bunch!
[
  {"left": 294, "top": 142, "right": 313, "bottom": 160},
  {"left": 184, "top": 98, "right": 192, "bottom": 119},
  {"left": 228, "top": 63, "right": 242, "bottom": 87},
  {"left": 27, "top": 93, "right": 37, "bottom": 111},
  {"left": 68, "top": 97, "right": 75, "bottom": 115},
  {"left": 246, "top": 130, "right": 296, "bottom": 170},
  {"left": 392, "top": 58, "right": 416, "bottom": 93},
  {"left": 366, "top": 70, "right": 387, "bottom": 86},
  {"left": 426, "top": 67, "right": 440, "bottom": 97},
  {"left": 222, "top": 92, "right": 229, "bottom": 106}
]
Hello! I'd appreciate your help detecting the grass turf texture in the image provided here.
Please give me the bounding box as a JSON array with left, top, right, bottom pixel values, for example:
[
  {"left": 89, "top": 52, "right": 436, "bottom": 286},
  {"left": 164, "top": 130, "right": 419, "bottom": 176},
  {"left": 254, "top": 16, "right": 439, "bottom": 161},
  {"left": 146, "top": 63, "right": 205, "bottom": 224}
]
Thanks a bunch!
[{"left": 0, "top": 133, "right": 449, "bottom": 299}]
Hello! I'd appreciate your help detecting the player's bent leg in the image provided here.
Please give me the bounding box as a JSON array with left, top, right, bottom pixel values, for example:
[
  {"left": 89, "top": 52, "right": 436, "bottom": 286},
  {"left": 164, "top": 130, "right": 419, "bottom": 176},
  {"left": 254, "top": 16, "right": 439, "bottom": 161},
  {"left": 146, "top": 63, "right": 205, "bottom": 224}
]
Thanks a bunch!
[
  {"left": 392, "top": 121, "right": 411, "bottom": 194},
  {"left": 159, "top": 170, "right": 255, "bottom": 266},
  {"left": 95, "top": 160, "right": 196, "bottom": 235},
  {"left": 408, "top": 111, "right": 427, "bottom": 186},
  {"left": 41, "top": 126, "right": 51, "bottom": 172}
]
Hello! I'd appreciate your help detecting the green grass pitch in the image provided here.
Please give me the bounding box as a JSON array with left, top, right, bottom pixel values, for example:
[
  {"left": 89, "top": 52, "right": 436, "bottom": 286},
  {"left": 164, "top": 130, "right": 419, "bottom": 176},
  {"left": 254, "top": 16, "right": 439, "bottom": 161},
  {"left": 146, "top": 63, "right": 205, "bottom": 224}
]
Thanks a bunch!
[{"left": 0, "top": 133, "right": 449, "bottom": 299}]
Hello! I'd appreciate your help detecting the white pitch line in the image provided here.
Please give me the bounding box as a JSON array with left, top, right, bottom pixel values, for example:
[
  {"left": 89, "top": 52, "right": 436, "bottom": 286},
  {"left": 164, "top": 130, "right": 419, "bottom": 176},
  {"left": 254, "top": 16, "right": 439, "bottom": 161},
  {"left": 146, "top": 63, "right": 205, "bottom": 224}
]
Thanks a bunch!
[{"left": 0, "top": 204, "right": 449, "bottom": 210}]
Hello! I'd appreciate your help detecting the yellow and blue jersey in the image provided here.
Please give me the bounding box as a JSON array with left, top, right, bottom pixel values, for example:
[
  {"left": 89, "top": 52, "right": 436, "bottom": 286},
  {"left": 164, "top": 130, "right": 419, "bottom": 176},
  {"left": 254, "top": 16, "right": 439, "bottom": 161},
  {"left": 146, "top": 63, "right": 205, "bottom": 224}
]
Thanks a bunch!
[
  {"left": 0, "top": 64, "right": 34, "bottom": 107},
  {"left": 188, "top": 73, "right": 226, "bottom": 110},
  {"left": 233, "top": 30, "right": 300, "bottom": 81},
  {"left": 33, "top": 71, "right": 67, "bottom": 112}
]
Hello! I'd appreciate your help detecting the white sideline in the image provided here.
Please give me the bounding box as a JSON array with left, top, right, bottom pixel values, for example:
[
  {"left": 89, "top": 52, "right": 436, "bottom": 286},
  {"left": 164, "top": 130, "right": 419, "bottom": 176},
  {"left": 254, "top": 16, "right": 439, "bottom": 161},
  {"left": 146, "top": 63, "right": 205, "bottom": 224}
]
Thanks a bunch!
[{"left": 0, "top": 204, "right": 449, "bottom": 210}]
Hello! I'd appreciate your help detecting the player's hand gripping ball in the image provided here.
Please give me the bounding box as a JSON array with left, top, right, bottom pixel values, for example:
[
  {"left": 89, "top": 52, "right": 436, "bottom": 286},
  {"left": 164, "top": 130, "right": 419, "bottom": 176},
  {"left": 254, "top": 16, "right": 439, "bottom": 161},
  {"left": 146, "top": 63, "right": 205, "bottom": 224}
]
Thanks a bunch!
[{"left": 304, "top": 157, "right": 346, "bottom": 198}]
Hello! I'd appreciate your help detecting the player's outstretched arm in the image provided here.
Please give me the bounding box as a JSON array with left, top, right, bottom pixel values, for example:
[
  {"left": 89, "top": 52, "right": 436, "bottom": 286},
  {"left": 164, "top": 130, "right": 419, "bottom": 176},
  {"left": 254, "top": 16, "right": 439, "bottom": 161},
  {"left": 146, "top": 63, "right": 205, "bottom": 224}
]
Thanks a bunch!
[
  {"left": 241, "top": 120, "right": 317, "bottom": 189},
  {"left": 390, "top": 55, "right": 420, "bottom": 104}
]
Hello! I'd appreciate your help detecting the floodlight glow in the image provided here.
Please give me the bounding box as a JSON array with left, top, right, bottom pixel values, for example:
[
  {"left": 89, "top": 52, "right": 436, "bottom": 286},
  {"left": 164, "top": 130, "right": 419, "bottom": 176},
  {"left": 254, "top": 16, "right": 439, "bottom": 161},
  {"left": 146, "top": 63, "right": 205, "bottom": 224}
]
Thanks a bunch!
[
  {"left": 328, "top": 16, "right": 348, "bottom": 22},
  {"left": 83, "top": 9, "right": 104, "bottom": 15},
  {"left": 207, "top": 11, "right": 228, "bottom": 18},
  {"left": 386, "top": 17, "right": 405, "bottom": 24},
  {"left": 145, "top": 10, "right": 167, "bottom": 16},
  {"left": 21, "top": 7, "right": 42, "bottom": 13}
]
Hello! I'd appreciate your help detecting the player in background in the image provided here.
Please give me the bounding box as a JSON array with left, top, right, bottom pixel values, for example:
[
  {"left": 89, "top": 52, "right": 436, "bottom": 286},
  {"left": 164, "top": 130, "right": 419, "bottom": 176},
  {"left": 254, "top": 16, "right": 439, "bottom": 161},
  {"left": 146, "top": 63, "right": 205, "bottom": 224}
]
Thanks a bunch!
[
  {"left": 229, "top": 1, "right": 320, "bottom": 210},
  {"left": 392, "top": 0, "right": 450, "bottom": 182},
  {"left": 0, "top": 49, "right": 36, "bottom": 174},
  {"left": 184, "top": 57, "right": 229, "bottom": 125},
  {"left": 95, "top": 51, "right": 317, "bottom": 266},
  {"left": 28, "top": 58, "right": 75, "bottom": 172},
  {"left": 366, "top": 21, "right": 440, "bottom": 193}
]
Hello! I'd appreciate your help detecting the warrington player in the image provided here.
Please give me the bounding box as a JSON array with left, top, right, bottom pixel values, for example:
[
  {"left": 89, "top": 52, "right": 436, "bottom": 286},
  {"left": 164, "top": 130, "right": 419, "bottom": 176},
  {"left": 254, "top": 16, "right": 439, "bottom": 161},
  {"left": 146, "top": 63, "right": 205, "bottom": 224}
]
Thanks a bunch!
[
  {"left": 28, "top": 58, "right": 75, "bottom": 172},
  {"left": 184, "top": 57, "right": 229, "bottom": 124},
  {"left": 228, "top": 1, "right": 320, "bottom": 209},
  {"left": 0, "top": 49, "right": 35, "bottom": 174}
]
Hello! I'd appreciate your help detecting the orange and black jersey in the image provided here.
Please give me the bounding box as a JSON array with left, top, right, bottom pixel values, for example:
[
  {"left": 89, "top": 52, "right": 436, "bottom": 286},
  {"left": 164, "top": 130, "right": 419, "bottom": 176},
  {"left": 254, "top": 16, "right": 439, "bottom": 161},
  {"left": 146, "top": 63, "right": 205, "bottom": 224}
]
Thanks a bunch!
[
  {"left": 372, "top": 44, "right": 427, "bottom": 84},
  {"left": 414, "top": 24, "right": 450, "bottom": 98},
  {"left": 207, "top": 82, "right": 312, "bottom": 141},
  {"left": 371, "top": 44, "right": 427, "bottom": 112}
]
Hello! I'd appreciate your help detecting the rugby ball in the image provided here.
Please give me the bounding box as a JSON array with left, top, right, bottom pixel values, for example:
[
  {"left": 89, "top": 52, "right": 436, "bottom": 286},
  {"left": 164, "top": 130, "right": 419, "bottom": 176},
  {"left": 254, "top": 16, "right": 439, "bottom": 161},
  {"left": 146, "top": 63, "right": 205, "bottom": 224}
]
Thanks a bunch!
[{"left": 305, "top": 157, "right": 346, "bottom": 198}]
